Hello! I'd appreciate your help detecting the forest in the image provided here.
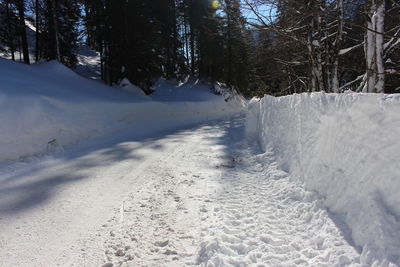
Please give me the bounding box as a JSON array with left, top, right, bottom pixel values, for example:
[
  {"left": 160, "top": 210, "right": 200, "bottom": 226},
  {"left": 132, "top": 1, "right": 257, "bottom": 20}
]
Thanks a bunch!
[{"left": 0, "top": 0, "right": 399, "bottom": 96}]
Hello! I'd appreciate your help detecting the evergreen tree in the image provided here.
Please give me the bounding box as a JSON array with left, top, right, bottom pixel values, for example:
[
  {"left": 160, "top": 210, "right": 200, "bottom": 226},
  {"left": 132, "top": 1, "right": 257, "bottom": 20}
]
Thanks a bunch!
[
  {"left": 15, "top": 0, "right": 30, "bottom": 64},
  {"left": 1, "top": 0, "right": 398, "bottom": 96},
  {"left": 40, "top": 0, "right": 80, "bottom": 67},
  {"left": 222, "top": 0, "right": 252, "bottom": 94},
  {"left": 0, "top": 0, "right": 30, "bottom": 63},
  {"left": 0, "top": 0, "right": 19, "bottom": 60}
]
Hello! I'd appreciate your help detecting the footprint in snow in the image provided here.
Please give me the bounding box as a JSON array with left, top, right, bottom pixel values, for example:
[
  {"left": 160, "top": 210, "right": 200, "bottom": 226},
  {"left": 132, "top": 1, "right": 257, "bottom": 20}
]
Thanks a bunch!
[{"left": 154, "top": 240, "right": 169, "bottom": 247}]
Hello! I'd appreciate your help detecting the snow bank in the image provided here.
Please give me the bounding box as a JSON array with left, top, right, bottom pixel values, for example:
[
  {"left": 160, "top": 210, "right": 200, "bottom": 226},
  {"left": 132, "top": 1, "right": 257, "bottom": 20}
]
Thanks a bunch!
[
  {"left": 246, "top": 92, "right": 400, "bottom": 265},
  {"left": 0, "top": 58, "right": 245, "bottom": 163},
  {"left": 119, "top": 78, "right": 149, "bottom": 99}
]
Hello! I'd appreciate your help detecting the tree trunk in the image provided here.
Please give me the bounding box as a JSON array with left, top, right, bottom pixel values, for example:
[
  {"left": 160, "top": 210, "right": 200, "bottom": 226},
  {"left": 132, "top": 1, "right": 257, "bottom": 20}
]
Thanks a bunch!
[
  {"left": 363, "top": 0, "right": 385, "bottom": 93},
  {"left": 170, "top": 0, "right": 178, "bottom": 77},
  {"left": 183, "top": 14, "right": 190, "bottom": 69},
  {"left": 16, "top": 0, "right": 30, "bottom": 64},
  {"left": 51, "top": 0, "right": 61, "bottom": 62},
  {"left": 316, "top": 51, "right": 324, "bottom": 91},
  {"left": 375, "top": 0, "right": 385, "bottom": 93},
  {"left": 307, "top": 15, "right": 324, "bottom": 92},
  {"left": 332, "top": 0, "right": 344, "bottom": 93},
  {"left": 35, "top": 0, "right": 40, "bottom": 61},
  {"left": 5, "top": 1, "right": 15, "bottom": 61},
  {"left": 190, "top": 26, "right": 195, "bottom": 76},
  {"left": 364, "top": 1, "right": 377, "bottom": 92}
]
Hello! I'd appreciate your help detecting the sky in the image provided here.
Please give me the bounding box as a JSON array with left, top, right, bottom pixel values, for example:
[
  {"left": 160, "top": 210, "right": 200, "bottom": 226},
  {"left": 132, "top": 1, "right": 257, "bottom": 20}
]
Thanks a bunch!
[{"left": 240, "top": 1, "right": 277, "bottom": 25}]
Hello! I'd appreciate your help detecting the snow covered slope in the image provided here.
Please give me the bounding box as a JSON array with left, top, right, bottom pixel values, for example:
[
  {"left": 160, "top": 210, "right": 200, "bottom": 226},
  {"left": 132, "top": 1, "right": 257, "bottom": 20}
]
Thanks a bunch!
[
  {"left": 246, "top": 92, "right": 400, "bottom": 265},
  {"left": 0, "top": 58, "right": 245, "bottom": 163}
]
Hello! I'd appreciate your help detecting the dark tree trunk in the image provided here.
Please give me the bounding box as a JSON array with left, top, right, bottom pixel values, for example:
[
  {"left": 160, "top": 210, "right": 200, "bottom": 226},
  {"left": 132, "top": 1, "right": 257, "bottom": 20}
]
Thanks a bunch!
[
  {"left": 16, "top": 0, "right": 30, "bottom": 64},
  {"left": 183, "top": 11, "right": 190, "bottom": 68},
  {"left": 190, "top": 27, "right": 195, "bottom": 76},
  {"left": 35, "top": 0, "right": 40, "bottom": 61},
  {"left": 51, "top": 0, "right": 60, "bottom": 61},
  {"left": 5, "top": 1, "right": 15, "bottom": 61}
]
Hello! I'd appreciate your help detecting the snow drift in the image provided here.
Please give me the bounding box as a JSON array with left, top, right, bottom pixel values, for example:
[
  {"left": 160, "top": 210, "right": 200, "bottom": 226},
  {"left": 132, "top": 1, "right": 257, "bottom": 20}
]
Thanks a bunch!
[
  {"left": 0, "top": 58, "right": 245, "bottom": 163},
  {"left": 246, "top": 92, "right": 400, "bottom": 265}
]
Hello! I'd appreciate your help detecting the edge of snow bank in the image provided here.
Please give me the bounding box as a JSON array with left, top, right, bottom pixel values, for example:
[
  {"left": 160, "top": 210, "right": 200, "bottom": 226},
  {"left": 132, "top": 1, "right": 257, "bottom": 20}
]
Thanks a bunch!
[{"left": 246, "top": 92, "right": 400, "bottom": 265}]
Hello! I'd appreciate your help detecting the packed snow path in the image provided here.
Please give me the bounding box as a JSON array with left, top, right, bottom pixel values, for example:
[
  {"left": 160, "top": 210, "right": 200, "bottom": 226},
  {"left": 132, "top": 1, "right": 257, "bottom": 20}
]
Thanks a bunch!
[{"left": 0, "top": 116, "right": 362, "bottom": 266}]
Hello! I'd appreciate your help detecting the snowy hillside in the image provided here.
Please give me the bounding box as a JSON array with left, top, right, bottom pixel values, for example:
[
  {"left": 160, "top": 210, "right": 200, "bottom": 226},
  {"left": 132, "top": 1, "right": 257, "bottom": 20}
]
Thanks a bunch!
[
  {"left": 0, "top": 58, "right": 245, "bottom": 163},
  {"left": 246, "top": 92, "right": 400, "bottom": 265}
]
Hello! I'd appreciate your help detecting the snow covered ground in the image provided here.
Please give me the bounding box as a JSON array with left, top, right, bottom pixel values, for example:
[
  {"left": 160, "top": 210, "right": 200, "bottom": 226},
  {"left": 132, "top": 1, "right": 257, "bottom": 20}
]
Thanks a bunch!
[
  {"left": 0, "top": 116, "right": 363, "bottom": 266},
  {"left": 1, "top": 57, "right": 399, "bottom": 266},
  {"left": 247, "top": 92, "right": 400, "bottom": 265},
  {"left": 0, "top": 58, "right": 245, "bottom": 163},
  {"left": 74, "top": 46, "right": 102, "bottom": 80}
]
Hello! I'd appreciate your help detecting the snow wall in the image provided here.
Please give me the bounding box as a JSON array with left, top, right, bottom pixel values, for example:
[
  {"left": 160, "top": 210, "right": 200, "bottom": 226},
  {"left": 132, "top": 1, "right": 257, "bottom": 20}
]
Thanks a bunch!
[
  {"left": 246, "top": 92, "right": 400, "bottom": 265},
  {"left": 0, "top": 59, "right": 246, "bottom": 163}
]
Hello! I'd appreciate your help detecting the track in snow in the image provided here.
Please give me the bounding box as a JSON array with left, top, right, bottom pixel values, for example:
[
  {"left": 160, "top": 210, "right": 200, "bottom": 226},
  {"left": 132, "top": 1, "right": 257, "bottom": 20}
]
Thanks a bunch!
[{"left": 0, "top": 116, "right": 361, "bottom": 266}]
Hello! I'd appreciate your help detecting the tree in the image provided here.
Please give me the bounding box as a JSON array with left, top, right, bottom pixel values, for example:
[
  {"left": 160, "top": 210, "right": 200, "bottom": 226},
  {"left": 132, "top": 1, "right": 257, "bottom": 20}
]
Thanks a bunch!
[
  {"left": 2, "top": 0, "right": 397, "bottom": 96},
  {"left": 0, "top": 0, "right": 18, "bottom": 60},
  {"left": 12, "top": 0, "right": 30, "bottom": 64},
  {"left": 34, "top": 0, "right": 41, "bottom": 62},
  {"left": 360, "top": 0, "right": 386, "bottom": 93},
  {"left": 40, "top": 0, "right": 80, "bottom": 67},
  {"left": 245, "top": 0, "right": 400, "bottom": 94}
]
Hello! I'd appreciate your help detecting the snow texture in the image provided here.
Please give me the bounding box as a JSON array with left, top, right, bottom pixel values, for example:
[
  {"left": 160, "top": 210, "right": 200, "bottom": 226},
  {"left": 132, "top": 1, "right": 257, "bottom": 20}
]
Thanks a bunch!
[
  {"left": 0, "top": 58, "right": 245, "bottom": 163},
  {"left": 246, "top": 92, "right": 400, "bottom": 265},
  {"left": 1, "top": 56, "right": 398, "bottom": 266},
  {"left": 0, "top": 116, "right": 363, "bottom": 266},
  {"left": 74, "top": 45, "right": 102, "bottom": 80},
  {"left": 118, "top": 78, "right": 149, "bottom": 99}
]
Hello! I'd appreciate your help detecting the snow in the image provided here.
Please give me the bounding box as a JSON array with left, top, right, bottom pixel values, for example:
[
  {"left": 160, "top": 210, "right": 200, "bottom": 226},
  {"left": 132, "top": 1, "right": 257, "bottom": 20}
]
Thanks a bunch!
[
  {"left": 74, "top": 45, "right": 102, "bottom": 80},
  {"left": 0, "top": 116, "right": 363, "bottom": 266},
  {"left": 338, "top": 43, "right": 363, "bottom": 56},
  {"left": 150, "top": 78, "right": 233, "bottom": 102},
  {"left": 193, "top": 128, "right": 361, "bottom": 266},
  {"left": 246, "top": 91, "right": 400, "bottom": 265},
  {"left": 0, "top": 58, "right": 245, "bottom": 163},
  {"left": 312, "top": 40, "right": 320, "bottom": 47},
  {"left": 118, "top": 78, "right": 149, "bottom": 99},
  {"left": 0, "top": 56, "right": 399, "bottom": 266}
]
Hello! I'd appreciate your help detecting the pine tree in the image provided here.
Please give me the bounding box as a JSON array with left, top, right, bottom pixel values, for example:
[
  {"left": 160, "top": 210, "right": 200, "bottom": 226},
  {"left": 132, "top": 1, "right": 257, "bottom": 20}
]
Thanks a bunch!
[
  {"left": 40, "top": 0, "right": 80, "bottom": 67},
  {"left": 0, "top": 0, "right": 18, "bottom": 60},
  {"left": 222, "top": 0, "right": 252, "bottom": 93},
  {"left": 15, "top": 0, "right": 30, "bottom": 64}
]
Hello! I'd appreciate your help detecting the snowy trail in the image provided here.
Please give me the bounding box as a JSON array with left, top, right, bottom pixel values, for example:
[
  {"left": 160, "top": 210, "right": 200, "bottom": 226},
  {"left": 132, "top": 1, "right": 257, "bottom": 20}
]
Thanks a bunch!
[
  {"left": 196, "top": 149, "right": 361, "bottom": 266},
  {"left": 0, "top": 116, "right": 361, "bottom": 266}
]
